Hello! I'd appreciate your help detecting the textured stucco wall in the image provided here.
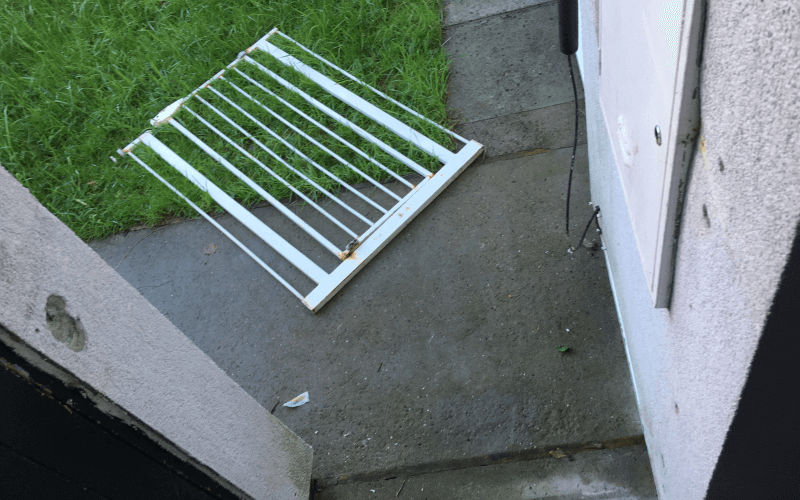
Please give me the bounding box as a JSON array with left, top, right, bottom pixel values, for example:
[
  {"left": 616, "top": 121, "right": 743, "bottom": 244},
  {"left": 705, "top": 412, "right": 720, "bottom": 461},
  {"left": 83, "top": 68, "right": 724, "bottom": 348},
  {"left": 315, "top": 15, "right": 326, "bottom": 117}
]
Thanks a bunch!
[
  {"left": 577, "top": 1, "right": 800, "bottom": 499},
  {"left": 0, "top": 166, "right": 312, "bottom": 500}
]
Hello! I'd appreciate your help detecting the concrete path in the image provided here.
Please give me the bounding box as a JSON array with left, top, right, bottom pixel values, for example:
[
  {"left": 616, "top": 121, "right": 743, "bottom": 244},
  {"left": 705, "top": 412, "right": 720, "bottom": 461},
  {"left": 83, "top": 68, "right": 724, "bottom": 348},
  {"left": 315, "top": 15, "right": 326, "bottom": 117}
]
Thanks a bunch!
[
  {"left": 89, "top": 1, "right": 656, "bottom": 498},
  {"left": 444, "top": 0, "right": 586, "bottom": 158}
]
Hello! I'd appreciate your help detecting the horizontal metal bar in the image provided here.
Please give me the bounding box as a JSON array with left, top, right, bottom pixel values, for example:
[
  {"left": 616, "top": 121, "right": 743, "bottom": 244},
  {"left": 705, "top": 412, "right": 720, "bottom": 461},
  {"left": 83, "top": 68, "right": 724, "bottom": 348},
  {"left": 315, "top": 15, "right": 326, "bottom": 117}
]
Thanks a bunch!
[
  {"left": 257, "top": 40, "right": 456, "bottom": 165},
  {"left": 222, "top": 76, "right": 402, "bottom": 202},
  {"left": 207, "top": 83, "right": 387, "bottom": 217},
  {"left": 190, "top": 97, "right": 363, "bottom": 238},
  {"left": 124, "top": 150, "right": 305, "bottom": 301},
  {"left": 243, "top": 55, "right": 431, "bottom": 177},
  {"left": 276, "top": 30, "right": 470, "bottom": 145},
  {"left": 232, "top": 67, "right": 414, "bottom": 190},
  {"left": 303, "top": 140, "right": 484, "bottom": 312},
  {"left": 169, "top": 118, "right": 343, "bottom": 257},
  {"left": 139, "top": 132, "right": 329, "bottom": 284}
]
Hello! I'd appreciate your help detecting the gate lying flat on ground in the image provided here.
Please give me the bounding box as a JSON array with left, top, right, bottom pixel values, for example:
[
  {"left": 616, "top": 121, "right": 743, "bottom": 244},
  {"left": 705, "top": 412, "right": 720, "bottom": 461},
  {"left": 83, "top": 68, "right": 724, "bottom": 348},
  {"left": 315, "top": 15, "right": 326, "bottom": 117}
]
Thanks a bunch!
[{"left": 119, "top": 29, "right": 483, "bottom": 312}]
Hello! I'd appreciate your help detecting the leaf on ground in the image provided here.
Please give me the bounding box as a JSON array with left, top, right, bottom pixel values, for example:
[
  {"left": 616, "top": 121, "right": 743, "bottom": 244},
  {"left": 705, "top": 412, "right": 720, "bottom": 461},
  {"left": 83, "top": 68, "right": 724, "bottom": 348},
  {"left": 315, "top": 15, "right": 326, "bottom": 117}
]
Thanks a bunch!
[{"left": 203, "top": 243, "right": 217, "bottom": 255}]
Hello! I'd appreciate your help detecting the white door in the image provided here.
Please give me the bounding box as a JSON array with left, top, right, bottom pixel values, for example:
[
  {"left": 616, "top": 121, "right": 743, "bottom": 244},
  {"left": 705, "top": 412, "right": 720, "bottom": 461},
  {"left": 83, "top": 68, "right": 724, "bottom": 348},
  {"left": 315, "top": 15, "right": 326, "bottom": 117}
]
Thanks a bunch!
[{"left": 598, "top": 0, "right": 704, "bottom": 307}]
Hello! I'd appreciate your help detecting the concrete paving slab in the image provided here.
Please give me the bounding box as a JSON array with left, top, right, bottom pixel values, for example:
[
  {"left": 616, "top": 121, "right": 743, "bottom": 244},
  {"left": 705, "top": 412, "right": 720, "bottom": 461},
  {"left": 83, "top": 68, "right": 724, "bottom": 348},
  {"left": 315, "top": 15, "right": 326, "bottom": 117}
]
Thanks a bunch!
[
  {"left": 316, "top": 445, "right": 657, "bottom": 499},
  {"left": 89, "top": 145, "right": 641, "bottom": 482},
  {"left": 444, "top": 2, "right": 585, "bottom": 125},
  {"left": 456, "top": 99, "right": 587, "bottom": 158},
  {"left": 442, "top": 0, "right": 552, "bottom": 27}
]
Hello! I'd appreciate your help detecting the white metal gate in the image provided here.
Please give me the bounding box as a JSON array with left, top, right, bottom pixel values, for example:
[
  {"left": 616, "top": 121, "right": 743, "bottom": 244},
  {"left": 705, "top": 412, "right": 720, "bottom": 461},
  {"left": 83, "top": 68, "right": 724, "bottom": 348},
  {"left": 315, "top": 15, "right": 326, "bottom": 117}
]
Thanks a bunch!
[{"left": 119, "top": 29, "right": 483, "bottom": 312}]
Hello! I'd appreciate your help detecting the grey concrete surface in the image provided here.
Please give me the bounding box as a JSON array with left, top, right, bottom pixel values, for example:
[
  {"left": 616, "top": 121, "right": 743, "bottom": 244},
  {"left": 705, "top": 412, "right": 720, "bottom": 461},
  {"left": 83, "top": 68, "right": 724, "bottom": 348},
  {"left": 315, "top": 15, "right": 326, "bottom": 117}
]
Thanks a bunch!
[
  {"left": 456, "top": 99, "right": 587, "bottom": 158},
  {"left": 0, "top": 166, "right": 313, "bottom": 500},
  {"left": 318, "top": 445, "right": 657, "bottom": 499},
  {"left": 442, "top": 0, "right": 552, "bottom": 27},
  {"left": 444, "top": 2, "right": 584, "bottom": 126},
  {"left": 577, "top": 0, "right": 800, "bottom": 498},
  {"left": 89, "top": 145, "right": 642, "bottom": 482}
]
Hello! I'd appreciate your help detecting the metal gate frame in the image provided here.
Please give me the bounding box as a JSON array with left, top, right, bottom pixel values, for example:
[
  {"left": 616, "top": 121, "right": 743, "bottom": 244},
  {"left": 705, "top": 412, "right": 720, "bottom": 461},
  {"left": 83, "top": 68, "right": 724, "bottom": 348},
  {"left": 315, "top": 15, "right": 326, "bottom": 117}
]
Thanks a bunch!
[{"left": 118, "top": 29, "right": 483, "bottom": 312}]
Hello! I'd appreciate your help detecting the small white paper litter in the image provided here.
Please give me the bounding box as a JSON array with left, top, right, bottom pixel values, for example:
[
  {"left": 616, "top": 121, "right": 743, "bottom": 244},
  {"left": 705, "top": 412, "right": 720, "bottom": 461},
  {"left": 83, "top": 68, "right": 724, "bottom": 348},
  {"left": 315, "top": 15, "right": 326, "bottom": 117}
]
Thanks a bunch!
[{"left": 283, "top": 391, "right": 309, "bottom": 407}]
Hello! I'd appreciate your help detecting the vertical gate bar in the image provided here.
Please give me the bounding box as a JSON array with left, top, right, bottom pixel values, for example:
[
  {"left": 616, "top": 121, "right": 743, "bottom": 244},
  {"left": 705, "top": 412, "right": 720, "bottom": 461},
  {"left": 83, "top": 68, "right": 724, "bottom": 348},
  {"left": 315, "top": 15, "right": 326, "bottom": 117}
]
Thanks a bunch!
[
  {"left": 255, "top": 40, "right": 457, "bottom": 164},
  {"left": 182, "top": 104, "right": 361, "bottom": 239},
  {"left": 243, "top": 55, "right": 432, "bottom": 177},
  {"left": 193, "top": 95, "right": 374, "bottom": 228},
  {"left": 222, "top": 77, "right": 402, "bottom": 202},
  {"left": 169, "top": 118, "right": 343, "bottom": 257},
  {"left": 207, "top": 84, "right": 388, "bottom": 214},
  {"left": 124, "top": 150, "right": 307, "bottom": 302},
  {"left": 137, "top": 133, "right": 329, "bottom": 285},
  {"left": 232, "top": 67, "right": 415, "bottom": 190},
  {"left": 275, "top": 30, "right": 470, "bottom": 145}
]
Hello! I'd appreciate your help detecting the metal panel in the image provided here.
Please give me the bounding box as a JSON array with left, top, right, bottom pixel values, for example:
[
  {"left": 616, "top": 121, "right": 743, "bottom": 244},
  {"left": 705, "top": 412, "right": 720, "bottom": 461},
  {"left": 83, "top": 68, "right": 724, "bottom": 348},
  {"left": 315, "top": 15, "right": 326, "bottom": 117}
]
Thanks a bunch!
[
  {"left": 119, "top": 29, "right": 484, "bottom": 312},
  {"left": 598, "top": 0, "right": 703, "bottom": 307}
]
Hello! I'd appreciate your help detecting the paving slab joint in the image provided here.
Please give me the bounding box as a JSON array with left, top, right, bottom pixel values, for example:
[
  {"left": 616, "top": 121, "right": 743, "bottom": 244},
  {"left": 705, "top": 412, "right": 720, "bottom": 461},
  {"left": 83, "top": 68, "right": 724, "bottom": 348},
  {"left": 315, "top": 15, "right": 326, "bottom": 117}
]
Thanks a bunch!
[
  {"left": 312, "top": 434, "right": 646, "bottom": 491},
  {"left": 482, "top": 148, "right": 552, "bottom": 165},
  {"left": 443, "top": 0, "right": 556, "bottom": 30}
]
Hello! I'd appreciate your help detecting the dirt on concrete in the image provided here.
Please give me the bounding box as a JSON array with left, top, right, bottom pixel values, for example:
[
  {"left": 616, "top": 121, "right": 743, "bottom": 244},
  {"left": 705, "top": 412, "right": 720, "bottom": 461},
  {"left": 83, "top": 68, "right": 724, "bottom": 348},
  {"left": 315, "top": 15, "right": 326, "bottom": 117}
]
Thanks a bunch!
[{"left": 316, "top": 445, "right": 657, "bottom": 499}]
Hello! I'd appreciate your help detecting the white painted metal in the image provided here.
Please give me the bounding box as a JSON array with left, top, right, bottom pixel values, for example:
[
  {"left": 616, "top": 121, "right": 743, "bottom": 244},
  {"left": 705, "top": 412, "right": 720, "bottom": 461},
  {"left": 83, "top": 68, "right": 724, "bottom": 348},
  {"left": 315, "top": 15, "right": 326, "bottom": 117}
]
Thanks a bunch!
[
  {"left": 181, "top": 103, "right": 361, "bottom": 239},
  {"left": 192, "top": 95, "right": 372, "bottom": 230},
  {"left": 222, "top": 76, "right": 403, "bottom": 201},
  {"left": 355, "top": 179, "right": 429, "bottom": 246},
  {"left": 119, "top": 29, "right": 484, "bottom": 312},
  {"left": 168, "top": 118, "right": 342, "bottom": 256},
  {"left": 123, "top": 148, "right": 305, "bottom": 301},
  {"left": 243, "top": 55, "right": 431, "bottom": 177},
  {"left": 206, "top": 84, "right": 387, "bottom": 215},
  {"left": 231, "top": 67, "right": 416, "bottom": 189},
  {"left": 598, "top": 0, "right": 703, "bottom": 307},
  {"left": 276, "top": 31, "right": 470, "bottom": 146},
  {"left": 139, "top": 132, "right": 328, "bottom": 284},
  {"left": 256, "top": 40, "right": 457, "bottom": 164},
  {"left": 303, "top": 141, "right": 483, "bottom": 312}
]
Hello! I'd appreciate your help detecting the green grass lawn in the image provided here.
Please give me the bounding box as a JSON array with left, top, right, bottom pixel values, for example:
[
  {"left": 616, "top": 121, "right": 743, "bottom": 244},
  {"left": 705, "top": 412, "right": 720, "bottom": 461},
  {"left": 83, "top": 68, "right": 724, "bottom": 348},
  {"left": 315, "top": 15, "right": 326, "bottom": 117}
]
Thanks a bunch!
[{"left": 0, "top": 0, "right": 451, "bottom": 241}]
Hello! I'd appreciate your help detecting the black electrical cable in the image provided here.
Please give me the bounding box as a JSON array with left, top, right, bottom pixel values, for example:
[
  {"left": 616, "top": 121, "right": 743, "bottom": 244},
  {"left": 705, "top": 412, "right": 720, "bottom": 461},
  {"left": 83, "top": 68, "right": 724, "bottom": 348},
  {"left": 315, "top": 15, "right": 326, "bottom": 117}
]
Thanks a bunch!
[
  {"left": 565, "top": 53, "right": 578, "bottom": 235},
  {"left": 575, "top": 206, "right": 601, "bottom": 251}
]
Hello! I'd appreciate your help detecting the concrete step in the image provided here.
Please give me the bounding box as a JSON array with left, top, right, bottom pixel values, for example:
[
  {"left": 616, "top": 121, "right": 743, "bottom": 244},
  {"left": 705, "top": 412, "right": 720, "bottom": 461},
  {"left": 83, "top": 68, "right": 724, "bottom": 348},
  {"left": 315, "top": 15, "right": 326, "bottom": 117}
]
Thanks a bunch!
[{"left": 315, "top": 445, "right": 658, "bottom": 499}]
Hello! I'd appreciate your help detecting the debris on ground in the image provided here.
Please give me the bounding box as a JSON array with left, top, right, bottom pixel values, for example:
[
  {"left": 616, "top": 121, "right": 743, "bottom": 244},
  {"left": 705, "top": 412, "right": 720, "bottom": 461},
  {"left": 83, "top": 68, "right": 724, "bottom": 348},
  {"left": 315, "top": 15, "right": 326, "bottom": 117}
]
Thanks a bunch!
[
  {"left": 550, "top": 447, "right": 568, "bottom": 458},
  {"left": 396, "top": 479, "right": 406, "bottom": 497},
  {"left": 283, "top": 391, "right": 309, "bottom": 407}
]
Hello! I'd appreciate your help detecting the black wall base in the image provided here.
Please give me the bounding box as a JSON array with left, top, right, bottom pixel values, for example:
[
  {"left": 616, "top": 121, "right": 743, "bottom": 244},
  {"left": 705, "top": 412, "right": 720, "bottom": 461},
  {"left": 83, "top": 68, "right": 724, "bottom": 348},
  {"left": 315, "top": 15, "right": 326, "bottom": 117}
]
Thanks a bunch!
[
  {"left": 705, "top": 220, "right": 800, "bottom": 499},
  {"left": 0, "top": 328, "right": 243, "bottom": 500}
]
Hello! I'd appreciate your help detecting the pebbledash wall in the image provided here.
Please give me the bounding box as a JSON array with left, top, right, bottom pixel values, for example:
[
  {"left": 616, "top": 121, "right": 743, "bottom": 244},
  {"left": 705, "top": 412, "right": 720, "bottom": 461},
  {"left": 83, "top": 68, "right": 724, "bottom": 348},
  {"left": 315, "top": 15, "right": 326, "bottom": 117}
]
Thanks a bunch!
[
  {"left": 577, "top": 1, "right": 799, "bottom": 499},
  {"left": 0, "top": 165, "right": 312, "bottom": 499}
]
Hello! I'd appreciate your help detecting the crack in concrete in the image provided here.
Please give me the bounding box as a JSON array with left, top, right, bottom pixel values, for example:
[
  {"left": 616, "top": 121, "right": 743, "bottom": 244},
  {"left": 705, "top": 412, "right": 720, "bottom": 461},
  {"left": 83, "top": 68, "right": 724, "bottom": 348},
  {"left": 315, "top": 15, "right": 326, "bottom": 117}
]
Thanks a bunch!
[{"left": 443, "top": 0, "right": 555, "bottom": 30}]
